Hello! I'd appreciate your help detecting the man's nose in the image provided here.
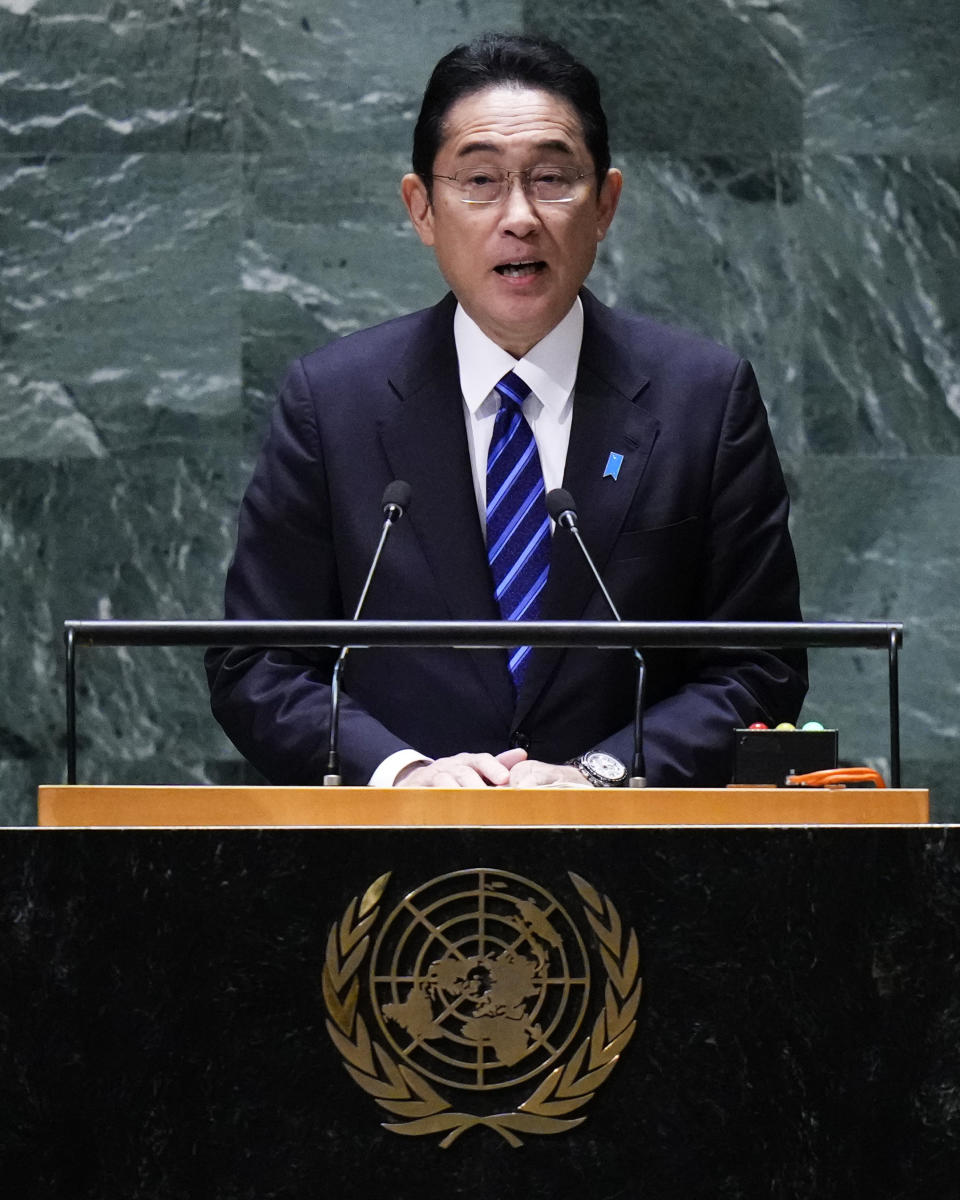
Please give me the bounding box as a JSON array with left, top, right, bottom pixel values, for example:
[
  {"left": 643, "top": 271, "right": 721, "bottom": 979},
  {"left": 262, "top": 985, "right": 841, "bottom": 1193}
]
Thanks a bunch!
[{"left": 498, "top": 175, "right": 540, "bottom": 235}]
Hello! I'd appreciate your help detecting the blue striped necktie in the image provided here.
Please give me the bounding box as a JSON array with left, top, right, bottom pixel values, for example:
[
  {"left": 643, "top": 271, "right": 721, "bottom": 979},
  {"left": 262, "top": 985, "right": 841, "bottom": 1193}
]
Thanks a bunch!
[{"left": 486, "top": 371, "right": 550, "bottom": 687}]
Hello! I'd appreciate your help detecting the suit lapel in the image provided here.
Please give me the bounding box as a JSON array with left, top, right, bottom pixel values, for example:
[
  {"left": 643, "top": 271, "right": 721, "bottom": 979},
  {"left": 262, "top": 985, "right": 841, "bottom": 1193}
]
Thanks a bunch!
[
  {"left": 379, "top": 296, "right": 515, "bottom": 717},
  {"left": 514, "top": 292, "right": 661, "bottom": 722}
]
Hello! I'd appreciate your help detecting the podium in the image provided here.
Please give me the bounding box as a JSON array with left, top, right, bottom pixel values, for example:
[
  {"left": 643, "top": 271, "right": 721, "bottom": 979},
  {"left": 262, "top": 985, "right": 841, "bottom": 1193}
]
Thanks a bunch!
[{"left": 5, "top": 783, "right": 957, "bottom": 1196}]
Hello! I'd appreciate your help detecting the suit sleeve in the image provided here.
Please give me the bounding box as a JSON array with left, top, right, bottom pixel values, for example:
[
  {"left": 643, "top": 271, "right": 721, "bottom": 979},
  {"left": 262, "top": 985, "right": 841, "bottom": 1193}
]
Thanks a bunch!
[
  {"left": 593, "top": 359, "right": 807, "bottom": 784},
  {"left": 204, "top": 359, "right": 413, "bottom": 785}
]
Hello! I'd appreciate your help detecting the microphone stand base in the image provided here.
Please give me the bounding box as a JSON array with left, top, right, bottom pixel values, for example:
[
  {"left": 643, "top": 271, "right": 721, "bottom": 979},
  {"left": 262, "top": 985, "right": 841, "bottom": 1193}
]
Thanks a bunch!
[
  {"left": 322, "top": 774, "right": 342, "bottom": 787},
  {"left": 628, "top": 776, "right": 647, "bottom": 788}
]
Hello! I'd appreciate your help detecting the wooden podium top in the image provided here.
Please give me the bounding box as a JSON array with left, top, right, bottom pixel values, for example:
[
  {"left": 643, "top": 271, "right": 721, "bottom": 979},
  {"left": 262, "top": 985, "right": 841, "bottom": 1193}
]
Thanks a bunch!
[{"left": 37, "top": 785, "right": 930, "bottom": 828}]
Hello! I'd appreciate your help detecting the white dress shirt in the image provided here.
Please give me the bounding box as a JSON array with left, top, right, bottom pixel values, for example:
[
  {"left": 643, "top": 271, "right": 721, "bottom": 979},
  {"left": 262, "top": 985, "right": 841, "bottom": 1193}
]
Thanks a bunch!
[
  {"left": 368, "top": 298, "right": 585, "bottom": 786},
  {"left": 455, "top": 297, "right": 583, "bottom": 527}
]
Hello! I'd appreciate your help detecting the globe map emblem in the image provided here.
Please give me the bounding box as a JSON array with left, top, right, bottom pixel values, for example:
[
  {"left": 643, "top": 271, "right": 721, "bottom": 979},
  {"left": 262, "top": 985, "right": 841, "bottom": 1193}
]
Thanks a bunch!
[{"left": 370, "top": 869, "right": 591, "bottom": 1090}]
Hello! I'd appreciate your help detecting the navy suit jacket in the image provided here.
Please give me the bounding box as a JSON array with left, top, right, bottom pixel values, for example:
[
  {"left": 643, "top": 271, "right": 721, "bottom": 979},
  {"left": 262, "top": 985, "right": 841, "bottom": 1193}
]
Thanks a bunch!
[{"left": 206, "top": 290, "right": 806, "bottom": 785}]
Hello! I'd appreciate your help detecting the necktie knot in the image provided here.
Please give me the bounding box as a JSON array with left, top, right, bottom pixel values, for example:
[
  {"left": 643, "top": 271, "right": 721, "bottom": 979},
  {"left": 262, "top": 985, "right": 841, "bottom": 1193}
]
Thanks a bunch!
[{"left": 495, "top": 370, "right": 531, "bottom": 409}]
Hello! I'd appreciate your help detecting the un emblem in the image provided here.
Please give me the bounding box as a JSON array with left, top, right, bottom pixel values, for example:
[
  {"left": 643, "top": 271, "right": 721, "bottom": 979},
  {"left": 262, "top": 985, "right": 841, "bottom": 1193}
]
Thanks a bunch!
[{"left": 322, "top": 869, "right": 642, "bottom": 1147}]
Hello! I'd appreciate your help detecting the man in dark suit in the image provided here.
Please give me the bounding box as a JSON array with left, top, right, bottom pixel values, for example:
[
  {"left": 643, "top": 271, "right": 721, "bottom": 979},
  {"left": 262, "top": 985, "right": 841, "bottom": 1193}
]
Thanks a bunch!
[{"left": 206, "top": 33, "right": 805, "bottom": 789}]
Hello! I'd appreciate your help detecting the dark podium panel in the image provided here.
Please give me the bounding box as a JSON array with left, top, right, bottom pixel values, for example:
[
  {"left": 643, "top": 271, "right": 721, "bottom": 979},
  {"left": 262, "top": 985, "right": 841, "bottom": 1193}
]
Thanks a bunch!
[{"left": 1, "top": 826, "right": 958, "bottom": 1199}]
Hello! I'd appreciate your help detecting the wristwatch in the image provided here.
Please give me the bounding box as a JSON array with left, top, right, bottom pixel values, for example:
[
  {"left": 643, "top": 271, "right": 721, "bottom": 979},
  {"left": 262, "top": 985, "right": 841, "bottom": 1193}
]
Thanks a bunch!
[{"left": 567, "top": 750, "right": 628, "bottom": 787}]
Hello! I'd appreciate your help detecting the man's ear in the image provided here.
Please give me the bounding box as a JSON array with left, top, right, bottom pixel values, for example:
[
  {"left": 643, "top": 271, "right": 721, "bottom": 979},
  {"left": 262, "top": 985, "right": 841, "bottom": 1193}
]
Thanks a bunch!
[
  {"left": 596, "top": 167, "right": 623, "bottom": 242},
  {"left": 401, "top": 174, "right": 436, "bottom": 247}
]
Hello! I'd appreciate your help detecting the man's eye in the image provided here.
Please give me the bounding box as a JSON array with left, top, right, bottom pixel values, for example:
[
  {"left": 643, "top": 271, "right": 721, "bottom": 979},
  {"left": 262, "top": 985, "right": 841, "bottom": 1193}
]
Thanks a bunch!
[
  {"left": 465, "top": 171, "right": 498, "bottom": 186},
  {"left": 533, "top": 169, "right": 565, "bottom": 184}
]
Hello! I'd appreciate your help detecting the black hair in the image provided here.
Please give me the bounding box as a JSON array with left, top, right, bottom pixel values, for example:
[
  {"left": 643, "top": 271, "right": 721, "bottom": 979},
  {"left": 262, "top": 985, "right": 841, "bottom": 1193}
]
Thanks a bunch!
[{"left": 411, "top": 32, "right": 610, "bottom": 189}]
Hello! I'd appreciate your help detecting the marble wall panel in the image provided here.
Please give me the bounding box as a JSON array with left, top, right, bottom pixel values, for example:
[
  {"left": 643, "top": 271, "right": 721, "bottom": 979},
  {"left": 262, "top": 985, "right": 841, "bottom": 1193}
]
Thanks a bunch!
[
  {"left": 0, "top": 152, "right": 244, "bottom": 455},
  {"left": 523, "top": 0, "right": 803, "bottom": 154},
  {"left": 0, "top": 0, "right": 241, "bottom": 153},
  {"left": 241, "top": 0, "right": 522, "bottom": 156},
  {"left": 796, "top": 155, "right": 960, "bottom": 454},
  {"left": 804, "top": 0, "right": 960, "bottom": 154},
  {"left": 0, "top": 764, "right": 35, "bottom": 827}
]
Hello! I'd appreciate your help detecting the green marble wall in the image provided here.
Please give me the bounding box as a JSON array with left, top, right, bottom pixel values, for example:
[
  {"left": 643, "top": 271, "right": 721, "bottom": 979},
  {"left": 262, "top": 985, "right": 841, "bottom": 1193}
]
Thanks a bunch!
[{"left": 1, "top": 0, "right": 958, "bottom": 823}]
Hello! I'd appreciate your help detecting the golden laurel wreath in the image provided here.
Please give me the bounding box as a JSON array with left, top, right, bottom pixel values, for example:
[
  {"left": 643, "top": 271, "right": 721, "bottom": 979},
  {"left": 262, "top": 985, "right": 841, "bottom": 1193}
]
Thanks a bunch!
[{"left": 321, "top": 871, "right": 642, "bottom": 1148}]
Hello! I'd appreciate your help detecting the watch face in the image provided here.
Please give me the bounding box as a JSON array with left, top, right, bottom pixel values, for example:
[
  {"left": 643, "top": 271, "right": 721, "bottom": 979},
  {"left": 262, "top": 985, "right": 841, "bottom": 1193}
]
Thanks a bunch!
[{"left": 583, "top": 751, "right": 626, "bottom": 782}]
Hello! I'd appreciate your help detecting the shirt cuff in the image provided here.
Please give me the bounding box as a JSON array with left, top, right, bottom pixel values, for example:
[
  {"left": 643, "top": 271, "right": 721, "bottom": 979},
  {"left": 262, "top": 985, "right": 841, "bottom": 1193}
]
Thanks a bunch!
[{"left": 368, "top": 748, "right": 432, "bottom": 788}]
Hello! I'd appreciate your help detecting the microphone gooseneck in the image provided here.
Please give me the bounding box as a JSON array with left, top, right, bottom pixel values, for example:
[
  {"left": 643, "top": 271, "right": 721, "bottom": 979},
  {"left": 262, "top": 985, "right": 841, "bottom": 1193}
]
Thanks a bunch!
[
  {"left": 324, "top": 481, "right": 411, "bottom": 786},
  {"left": 545, "top": 488, "right": 647, "bottom": 787}
]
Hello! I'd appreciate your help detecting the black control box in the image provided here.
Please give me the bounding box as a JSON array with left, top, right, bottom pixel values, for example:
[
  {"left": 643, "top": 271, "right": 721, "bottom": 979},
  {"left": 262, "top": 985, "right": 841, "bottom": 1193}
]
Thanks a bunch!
[{"left": 732, "top": 729, "right": 839, "bottom": 785}]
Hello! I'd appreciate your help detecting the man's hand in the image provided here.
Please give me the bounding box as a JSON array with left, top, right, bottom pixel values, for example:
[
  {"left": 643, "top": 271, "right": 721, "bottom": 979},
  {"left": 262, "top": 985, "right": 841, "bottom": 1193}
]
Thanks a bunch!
[
  {"left": 507, "top": 760, "right": 586, "bottom": 788},
  {"left": 395, "top": 748, "right": 528, "bottom": 788}
]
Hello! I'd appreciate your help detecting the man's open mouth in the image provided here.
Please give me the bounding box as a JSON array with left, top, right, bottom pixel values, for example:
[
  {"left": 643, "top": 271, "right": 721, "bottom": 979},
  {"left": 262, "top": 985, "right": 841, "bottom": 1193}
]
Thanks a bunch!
[{"left": 494, "top": 261, "right": 546, "bottom": 278}]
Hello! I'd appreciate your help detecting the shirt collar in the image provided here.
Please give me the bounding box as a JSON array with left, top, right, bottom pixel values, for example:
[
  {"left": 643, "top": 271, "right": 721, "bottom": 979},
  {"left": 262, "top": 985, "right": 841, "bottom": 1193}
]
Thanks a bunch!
[{"left": 454, "top": 297, "right": 584, "bottom": 416}]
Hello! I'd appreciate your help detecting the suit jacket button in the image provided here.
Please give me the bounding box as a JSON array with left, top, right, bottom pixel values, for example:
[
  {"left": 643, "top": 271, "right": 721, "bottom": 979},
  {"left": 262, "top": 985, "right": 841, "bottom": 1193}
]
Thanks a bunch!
[{"left": 511, "top": 731, "right": 530, "bottom": 751}]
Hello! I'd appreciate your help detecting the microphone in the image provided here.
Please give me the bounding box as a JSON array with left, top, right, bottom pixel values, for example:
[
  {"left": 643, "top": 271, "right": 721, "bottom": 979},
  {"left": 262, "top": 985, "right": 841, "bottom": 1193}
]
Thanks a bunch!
[
  {"left": 380, "top": 478, "right": 411, "bottom": 528},
  {"left": 324, "top": 480, "right": 411, "bottom": 785},
  {"left": 545, "top": 488, "right": 647, "bottom": 787}
]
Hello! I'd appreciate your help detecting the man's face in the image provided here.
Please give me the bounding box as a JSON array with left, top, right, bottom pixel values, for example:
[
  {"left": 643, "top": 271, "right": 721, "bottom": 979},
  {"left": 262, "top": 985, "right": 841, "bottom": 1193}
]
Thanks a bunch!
[{"left": 402, "top": 85, "right": 622, "bottom": 357}]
